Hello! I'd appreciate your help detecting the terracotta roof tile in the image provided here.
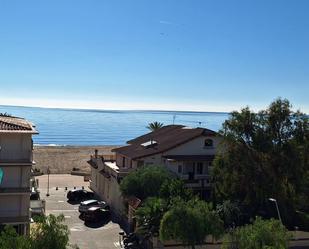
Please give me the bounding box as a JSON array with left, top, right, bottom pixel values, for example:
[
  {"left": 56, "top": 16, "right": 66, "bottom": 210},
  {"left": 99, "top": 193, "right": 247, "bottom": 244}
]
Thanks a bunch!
[
  {"left": 112, "top": 125, "right": 217, "bottom": 159},
  {"left": 0, "top": 116, "right": 37, "bottom": 133}
]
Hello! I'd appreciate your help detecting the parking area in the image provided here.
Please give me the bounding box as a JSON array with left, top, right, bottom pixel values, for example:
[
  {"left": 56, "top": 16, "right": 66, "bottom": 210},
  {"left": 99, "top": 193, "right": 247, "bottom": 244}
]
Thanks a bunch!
[{"left": 36, "top": 174, "right": 122, "bottom": 249}]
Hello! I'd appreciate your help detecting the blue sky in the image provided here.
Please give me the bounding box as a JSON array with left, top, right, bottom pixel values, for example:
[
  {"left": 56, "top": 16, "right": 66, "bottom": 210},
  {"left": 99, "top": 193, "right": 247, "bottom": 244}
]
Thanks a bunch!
[{"left": 0, "top": 0, "right": 308, "bottom": 112}]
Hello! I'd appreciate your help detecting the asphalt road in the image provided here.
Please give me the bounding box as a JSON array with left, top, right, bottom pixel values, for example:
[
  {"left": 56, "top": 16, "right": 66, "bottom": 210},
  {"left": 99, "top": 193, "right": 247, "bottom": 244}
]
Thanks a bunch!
[{"left": 37, "top": 174, "right": 123, "bottom": 249}]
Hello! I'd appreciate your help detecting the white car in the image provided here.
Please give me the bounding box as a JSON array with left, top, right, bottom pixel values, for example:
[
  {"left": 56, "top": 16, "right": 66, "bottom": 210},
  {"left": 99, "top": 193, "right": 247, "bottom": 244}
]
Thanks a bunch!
[{"left": 78, "top": 199, "right": 110, "bottom": 214}]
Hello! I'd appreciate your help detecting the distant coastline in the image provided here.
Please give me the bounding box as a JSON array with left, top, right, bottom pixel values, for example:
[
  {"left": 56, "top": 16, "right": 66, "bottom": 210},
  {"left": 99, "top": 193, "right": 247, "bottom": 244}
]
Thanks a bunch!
[{"left": 0, "top": 104, "right": 230, "bottom": 115}]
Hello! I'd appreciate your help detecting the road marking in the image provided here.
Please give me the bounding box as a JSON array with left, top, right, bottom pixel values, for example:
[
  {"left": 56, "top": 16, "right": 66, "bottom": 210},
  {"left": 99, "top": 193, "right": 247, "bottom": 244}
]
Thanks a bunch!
[
  {"left": 70, "top": 224, "right": 85, "bottom": 232},
  {"left": 48, "top": 209, "right": 76, "bottom": 212},
  {"left": 58, "top": 200, "right": 64, "bottom": 203},
  {"left": 113, "top": 241, "right": 121, "bottom": 248},
  {"left": 64, "top": 216, "right": 71, "bottom": 219}
]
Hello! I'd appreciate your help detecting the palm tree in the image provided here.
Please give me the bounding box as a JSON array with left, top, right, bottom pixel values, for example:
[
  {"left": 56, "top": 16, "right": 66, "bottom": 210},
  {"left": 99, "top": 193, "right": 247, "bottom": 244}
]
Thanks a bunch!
[{"left": 146, "top": 121, "right": 164, "bottom": 131}]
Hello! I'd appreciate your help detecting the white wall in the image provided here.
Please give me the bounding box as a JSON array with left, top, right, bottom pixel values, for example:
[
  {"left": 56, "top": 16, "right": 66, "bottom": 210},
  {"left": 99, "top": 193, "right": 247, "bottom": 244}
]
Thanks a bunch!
[
  {"left": 0, "top": 134, "right": 32, "bottom": 161},
  {"left": 164, "top": 136, "right": 222, "bottom": 156}
]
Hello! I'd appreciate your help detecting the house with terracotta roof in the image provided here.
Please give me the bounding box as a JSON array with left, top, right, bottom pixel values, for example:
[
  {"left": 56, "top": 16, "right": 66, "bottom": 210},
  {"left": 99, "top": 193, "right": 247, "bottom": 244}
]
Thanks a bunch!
[
  {"left": 0, "top": 115, "right": 38, "bottom": 235},
  {"left": 88, "top": 125, "right": 222, "bottom": 219}
]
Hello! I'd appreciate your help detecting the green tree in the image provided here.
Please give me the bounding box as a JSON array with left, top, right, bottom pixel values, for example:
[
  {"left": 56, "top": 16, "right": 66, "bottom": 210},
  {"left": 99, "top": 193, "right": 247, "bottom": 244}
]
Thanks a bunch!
[
  {"left": 120, "top": 166, "right": 171, "bottom": 200},
  {"left": 216, "top": 200, "right": 241, "bottom": 229},
  {"left": 159, "top": 199, "right": 223, "bottom": 249},
  {"left": 221, "top": 217, "right": 291, "bottom": 249},
  {"left": 146, "top": 121, "right": 164, "bottom": 131},
  {"left": 159, "top": 178, "right": 193, "bottom": 204},
  {"left": 0, "top": 226, "right": 31, "bottom": 249},
  {"left": 135, "top": 179, "right": 193, "bottom": 237},
  {"left": 31, "top": 214, "right": 69, "bottom": 249},
  {"left": 135, "top": 197, "right": 167, "bottom": 236},
  {"left": 212, "top": 98, "right": 309, "bottom": 224}
]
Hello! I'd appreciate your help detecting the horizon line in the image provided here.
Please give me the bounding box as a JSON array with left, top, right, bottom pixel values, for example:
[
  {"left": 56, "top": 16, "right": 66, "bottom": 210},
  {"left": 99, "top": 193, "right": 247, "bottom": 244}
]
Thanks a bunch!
[{"left": 0, "top": 104, "right": 231, "bottom": 115}]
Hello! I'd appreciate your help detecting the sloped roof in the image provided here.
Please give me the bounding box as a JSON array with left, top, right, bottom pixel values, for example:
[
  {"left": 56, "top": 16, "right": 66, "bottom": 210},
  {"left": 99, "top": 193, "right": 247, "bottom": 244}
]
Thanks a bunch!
[
  {"left": 0, "top": 115, "right": 38, "bottom": 133},
  {"left": 112, "top": 125, "right": 216, "bottom": 160}
]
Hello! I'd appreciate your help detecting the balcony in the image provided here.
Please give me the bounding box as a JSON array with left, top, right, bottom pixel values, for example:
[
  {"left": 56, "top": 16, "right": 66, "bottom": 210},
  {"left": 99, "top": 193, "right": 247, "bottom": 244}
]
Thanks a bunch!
[
  {"left": 0, "top": 158, "right": 34, "bottom": 166},
  {"left": 0, "top": 187, "right": 31, "bottom": 195},
  {"left": 0, "top": 216, "right": 29, "bottom": 224}
]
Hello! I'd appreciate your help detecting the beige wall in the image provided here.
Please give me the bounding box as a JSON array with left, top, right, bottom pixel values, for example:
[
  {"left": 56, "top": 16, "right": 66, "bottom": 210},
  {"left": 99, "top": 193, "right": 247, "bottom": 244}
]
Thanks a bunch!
[
  {"left": 165, "top": 136, "right": 221, "bottom": 156},
  {"left": 116, "top": 154, "right": 132, "bottom": 168},
  {"left": 0, "top": 134, "right": 32, "bottom": 162},
  {"left": 0, "top": 195, "right": 29, "bottom": 217}
]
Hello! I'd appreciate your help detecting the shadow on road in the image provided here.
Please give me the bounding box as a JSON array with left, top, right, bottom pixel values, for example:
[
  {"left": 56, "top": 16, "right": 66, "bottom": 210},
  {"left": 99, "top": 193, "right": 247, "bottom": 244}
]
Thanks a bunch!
[{"left": 84, "top": 217, "right": 110, "bottom": 228}]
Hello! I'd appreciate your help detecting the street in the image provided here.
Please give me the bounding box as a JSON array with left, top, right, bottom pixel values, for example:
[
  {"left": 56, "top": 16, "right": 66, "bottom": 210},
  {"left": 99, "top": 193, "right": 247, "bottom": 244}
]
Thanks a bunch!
[{"left": 37, "top": 174, "right": 123, "bottom": 249}]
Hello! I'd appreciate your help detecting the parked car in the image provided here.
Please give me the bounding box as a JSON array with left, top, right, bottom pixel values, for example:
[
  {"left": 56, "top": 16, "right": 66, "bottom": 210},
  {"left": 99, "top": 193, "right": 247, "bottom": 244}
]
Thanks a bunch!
[
  {"left": 84, "top": 206, "right": 110, "bottom": 223},
  {"left": 78, "top": 199, "right": 110, "bottom": 214},
  {"left": 67, "top": 189, "right": 94, "bottom": 202}
]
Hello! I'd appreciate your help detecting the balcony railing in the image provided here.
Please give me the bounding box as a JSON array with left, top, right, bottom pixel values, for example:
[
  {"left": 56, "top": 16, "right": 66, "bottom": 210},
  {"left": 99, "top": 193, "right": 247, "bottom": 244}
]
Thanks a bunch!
[
  {"left": 0, "top": 216, "right": 29, "bottom": 223},
  {"left": 0, "top": 187, "right": 31, "bottom": 194}
]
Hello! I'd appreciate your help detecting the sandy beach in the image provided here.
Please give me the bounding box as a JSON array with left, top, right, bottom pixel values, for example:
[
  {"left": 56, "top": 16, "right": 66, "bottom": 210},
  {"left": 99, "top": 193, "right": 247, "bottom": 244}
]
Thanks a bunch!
[{"left": 33, "top": 145, "right": 119, "bottom": 174}]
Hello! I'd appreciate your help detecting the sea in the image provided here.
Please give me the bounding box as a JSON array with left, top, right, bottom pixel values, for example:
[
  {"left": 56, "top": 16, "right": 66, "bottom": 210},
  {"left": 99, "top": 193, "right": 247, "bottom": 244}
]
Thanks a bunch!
[{"left": 0, "top": 105, "right": 230, "bottom": 146}]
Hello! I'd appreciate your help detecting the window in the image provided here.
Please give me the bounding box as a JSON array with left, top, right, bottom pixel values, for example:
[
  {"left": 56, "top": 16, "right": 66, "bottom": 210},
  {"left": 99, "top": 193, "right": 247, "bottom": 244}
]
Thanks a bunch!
[
  {"left": 204, "top": 139, "right": 213, "bottom": 148},
  {"left": 137, "top": 160, "right": 144, "bottom": 168},
  {"left": 178, "top": 165, "right": 182, "bottom": 174},
  {"left": 0, "top": 168, "right": 3, "bottom": 184},
  {"left": 197, "top": 162, "right": 203, "bottom": 174},
  {"left": 122, "top": 157, "right": 126, "bottom": 167}
]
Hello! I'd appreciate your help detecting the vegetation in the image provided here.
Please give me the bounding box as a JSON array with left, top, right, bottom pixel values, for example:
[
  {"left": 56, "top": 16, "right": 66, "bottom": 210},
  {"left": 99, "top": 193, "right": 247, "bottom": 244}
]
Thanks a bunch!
[
  {"left": 146, "top": 121, "right": 164, "bottom": 131},
  {"left": 221, "top": 217, "right": 291, "bottom": 249},
  {"left": 134, "top": 178, "right": 194, "bottom": 237},
  {"left": 0, "top": 214, "right": 78, "bottom": 249},
  {"left": 216, "top": 200, "right": 241, "bottom": 229},
  {"left": 0, "top": 226, "right": 30, "bottom": 249},
  {"left": 31, "top": 214, "right": 69, "bottom": 249},
  {"left": 212, "top": 98, "right": 309, "bottom": 226},
  {"left": 0, "top": 112, "right": 12, "bottom": 117},
  {"left": 120, "top": 166, "right": 171, "bottom": 200},
  {"left": 135, "top": 197, "right": 167, "bottom": 236},
  {"left": 160, "top": 199, "right": 223, "bottom": 249}
]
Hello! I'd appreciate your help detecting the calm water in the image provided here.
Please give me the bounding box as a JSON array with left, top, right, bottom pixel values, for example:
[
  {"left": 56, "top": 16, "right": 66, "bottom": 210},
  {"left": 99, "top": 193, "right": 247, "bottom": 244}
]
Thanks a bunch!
[{"left": 0, "top": 105, "right": 229, "bottom": 146}]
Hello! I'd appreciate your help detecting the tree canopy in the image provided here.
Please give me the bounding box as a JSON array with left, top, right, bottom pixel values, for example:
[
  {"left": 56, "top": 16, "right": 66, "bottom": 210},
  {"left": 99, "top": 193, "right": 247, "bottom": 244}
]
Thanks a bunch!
[
  {"left": 221, "top": 217, "right": 291, "bottom": 249},
  {"left": 120, "top": 166, "right": 172, "bottom": 200},
  {"left": 0, "top": 214, "right": 77, "bottom": 249},
  {"left": 160, "top": 199, "right": 223, "bottom": 249},
  {"left": 212, "top": 98, "right": 309, "bottom": 225}
]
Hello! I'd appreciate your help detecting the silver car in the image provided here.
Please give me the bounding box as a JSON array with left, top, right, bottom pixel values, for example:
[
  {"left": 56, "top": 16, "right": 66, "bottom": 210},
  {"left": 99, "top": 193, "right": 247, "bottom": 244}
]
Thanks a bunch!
[{"left": 78, "top": 199, "right": 110, "bottom": 214}]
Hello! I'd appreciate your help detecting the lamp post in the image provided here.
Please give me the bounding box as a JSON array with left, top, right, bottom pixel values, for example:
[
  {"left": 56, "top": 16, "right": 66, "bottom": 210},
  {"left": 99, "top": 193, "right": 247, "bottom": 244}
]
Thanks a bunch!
[
  {"left": 269, "top": 198, "right": 282, "bottom": 223},
  {"left": 46, "top": 166, "right": 50, "bottom": 197}
]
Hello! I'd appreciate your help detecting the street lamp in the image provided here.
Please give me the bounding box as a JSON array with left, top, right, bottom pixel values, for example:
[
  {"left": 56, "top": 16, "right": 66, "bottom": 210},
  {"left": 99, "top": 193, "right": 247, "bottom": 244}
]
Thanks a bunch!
[
  {"left": 268, "top": 198, "right": 282, "bottom": 223},
  {"left": 46, "top": 166, "right": 50, "bottom": 197}
]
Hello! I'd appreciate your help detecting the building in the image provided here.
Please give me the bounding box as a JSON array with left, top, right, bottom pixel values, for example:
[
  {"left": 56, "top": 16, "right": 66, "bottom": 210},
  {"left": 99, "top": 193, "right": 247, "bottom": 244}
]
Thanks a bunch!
[
  {"left": 0, "top": 115, "right": 38, "bottom": 235},
  {"left": 88, "top": 125, "right": 222, "bottom": 219}
]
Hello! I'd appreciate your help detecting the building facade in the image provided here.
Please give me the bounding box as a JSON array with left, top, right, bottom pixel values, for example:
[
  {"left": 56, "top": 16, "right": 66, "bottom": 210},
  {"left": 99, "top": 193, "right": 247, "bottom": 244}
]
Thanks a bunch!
[
  {"left": 88, "top": 125, "right": 222, "bottom": 218},
  {"left": 0, "top": 115, "right": 38, "bottom": 235}
]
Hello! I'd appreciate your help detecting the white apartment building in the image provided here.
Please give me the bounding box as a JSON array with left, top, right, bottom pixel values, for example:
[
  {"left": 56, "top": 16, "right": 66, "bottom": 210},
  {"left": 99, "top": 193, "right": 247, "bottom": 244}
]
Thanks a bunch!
[{"left": 0, "top": 115, "right": 38, "bottom": 235}]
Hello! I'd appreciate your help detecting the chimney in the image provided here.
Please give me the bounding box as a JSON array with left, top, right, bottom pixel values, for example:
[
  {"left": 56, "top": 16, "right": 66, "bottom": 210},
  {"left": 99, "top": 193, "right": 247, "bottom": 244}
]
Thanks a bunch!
[{"left": 95, "top": 149, "right": 98, "bottom": 158}]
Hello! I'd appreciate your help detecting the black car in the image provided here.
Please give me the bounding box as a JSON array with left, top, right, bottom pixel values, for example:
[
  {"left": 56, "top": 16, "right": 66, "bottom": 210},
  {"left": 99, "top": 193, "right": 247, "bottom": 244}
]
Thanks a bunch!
[
  {"left": 67, "top": 189, "right": 94, "bottom": 202},
  {"left": 84, "top": 206, "right": 110, "bottom": 223}
]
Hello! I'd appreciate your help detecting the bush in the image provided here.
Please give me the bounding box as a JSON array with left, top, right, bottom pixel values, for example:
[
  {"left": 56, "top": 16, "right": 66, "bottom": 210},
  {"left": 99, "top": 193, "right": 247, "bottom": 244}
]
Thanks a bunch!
[{"left": 221, "top": 217, "right": 292, "bottom": 249}]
